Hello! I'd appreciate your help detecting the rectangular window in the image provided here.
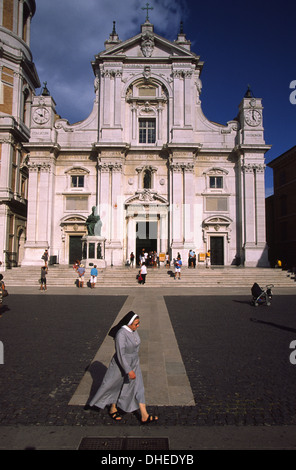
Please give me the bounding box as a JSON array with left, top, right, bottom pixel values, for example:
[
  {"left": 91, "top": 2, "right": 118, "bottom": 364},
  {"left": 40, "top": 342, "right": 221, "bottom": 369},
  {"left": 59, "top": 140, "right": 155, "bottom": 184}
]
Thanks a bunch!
[
  {"left": 71, "top": 175, "right": 84, "bottom": 188},
  {"left": 139, "top": 118, "right": 156, "bottom": 144},
  {"left": 66, "top": 196, "right": 88, "bottom": 211},
  {"left": 209, "top": 176, "right": 223, "bottom": 189},
  {"left": 206, "top": 197, "right": 228, "bottom": 212}
]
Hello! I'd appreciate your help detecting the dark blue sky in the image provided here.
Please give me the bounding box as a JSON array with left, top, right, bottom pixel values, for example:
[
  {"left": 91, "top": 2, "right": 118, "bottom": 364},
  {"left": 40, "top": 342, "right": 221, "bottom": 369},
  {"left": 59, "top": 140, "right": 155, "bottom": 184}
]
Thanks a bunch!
[{"left": 31, "top": 0, "right": 296, "bottom": 196}]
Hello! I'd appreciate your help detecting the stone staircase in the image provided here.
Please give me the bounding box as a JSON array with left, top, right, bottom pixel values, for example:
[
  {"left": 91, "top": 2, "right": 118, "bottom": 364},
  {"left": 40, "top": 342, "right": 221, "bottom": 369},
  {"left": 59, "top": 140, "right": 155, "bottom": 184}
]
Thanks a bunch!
[{"left": 2, "top": 264, "right": 296, "bottom": 289}]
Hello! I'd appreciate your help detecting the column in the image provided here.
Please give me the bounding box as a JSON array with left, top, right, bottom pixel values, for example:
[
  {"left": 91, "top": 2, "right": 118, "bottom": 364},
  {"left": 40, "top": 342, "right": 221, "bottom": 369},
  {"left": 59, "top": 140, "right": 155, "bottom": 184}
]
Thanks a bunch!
[
  {"left": 127, "top": 215, "right": 135, "bottom": 261},
  {"left": 184, "top": 71, "right": 192, "bottom": 127},
  {"left": 111, "top": 162, "right": 122, "bottom": 242},
  {"left": 99, "top": 163, "right": 110, "bottom": 240},
  {"left": 103, "top": 72, "right": 111, "bottom": 126},
  {"left": 170, "top": 162, "right": 183, "bottom": 246},
  {"left": 13, "top": 71, "right": 22, "bottom": 120},
  {"left": 173, "top": 71, "right": 183, "bottom": 127},
  {"left": 0, "top": 139, "right": 13, "bottom": 199},
  {"left": 183, "top": 163, "right": 194, "bottom": 245},
  {"left": 254, "top": 163, "right": 266, "bottom": 245},
  {"left": 24, "top": 165, "right": 38, "bottom": 244},
  {"left": 26, "top": 13, "right": 32, "bottom": 46},
  {"left": 22, "top": 160, "right": 54, "bottom": 265},
  {"left": 242, "top": 160, "right": 269, "bottom": 267},
  {"left": 160, "top": 213, "right": 167, "bottom": 253},
  {"left": 114, "top": 71, "right": 122, "bottom": 126},
  {"left": 242, "top": 163, "right": 256, "bottom": 247},
  {"left": 38, "top": 164, "right": 51, "bottom": 243},
  {"left": 18, "top": 0, "right": 24, "bottom": 37}
]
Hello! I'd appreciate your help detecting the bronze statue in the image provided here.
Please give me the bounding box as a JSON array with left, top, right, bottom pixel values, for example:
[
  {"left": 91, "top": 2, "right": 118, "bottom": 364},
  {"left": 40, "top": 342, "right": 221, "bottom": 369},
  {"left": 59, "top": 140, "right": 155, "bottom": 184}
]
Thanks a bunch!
[{"left": 86, "top": 206, "right": 102, "bottom": 236}]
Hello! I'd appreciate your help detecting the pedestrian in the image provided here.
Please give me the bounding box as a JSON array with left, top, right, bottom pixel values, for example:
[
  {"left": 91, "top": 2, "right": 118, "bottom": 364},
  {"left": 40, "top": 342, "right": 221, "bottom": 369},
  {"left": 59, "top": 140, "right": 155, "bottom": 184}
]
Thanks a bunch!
[
  {"left": 174, "top": 256, "right": 182, "bottom": 280},
  {"left": 0, "top": 274, "right": 6, "bottom": 311},
  {"left": 206, "top": 249, "right": 211, "bottom": 268},
  {"left": 90, "top": 265, "right": 98, "bottom": 288},
  {"left": 139, "top": 262, "right": 147, "bottom": 284},
  {"left": 88, "top": 311, "right": 158, "bottom": 424},
  {"left": 193, "top": 251, "right": 196, "bottom": 268},
  {"left": 42, "top": 249, "right": 49, "bottom": 267},
  {"left": 130, "top": 252, "right": 135, "bottom": 267},
  {"left": 77, "top": 263, "right": 85, "bottom": 287},
  {"left": 73, "top": 259, "right": 80, "bottom": 271},
  {"left": 40, "top": 265, "right": 48, "bottom": 291},
  {"left": 165, "top": 252, "right": 170, "bottom": 267}
]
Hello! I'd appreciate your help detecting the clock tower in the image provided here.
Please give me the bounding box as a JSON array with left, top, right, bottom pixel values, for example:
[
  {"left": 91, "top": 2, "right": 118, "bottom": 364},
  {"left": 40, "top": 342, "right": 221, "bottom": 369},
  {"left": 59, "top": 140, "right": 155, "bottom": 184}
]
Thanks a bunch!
[
  {"left": 30, "top": 82, "right": 57, "bottom": 141},
  {"left": 236, "top": 86, "right": 271, "bottom": 266},
  {"left": 237, "top": 86, "right": 264, "bottom": 145}
]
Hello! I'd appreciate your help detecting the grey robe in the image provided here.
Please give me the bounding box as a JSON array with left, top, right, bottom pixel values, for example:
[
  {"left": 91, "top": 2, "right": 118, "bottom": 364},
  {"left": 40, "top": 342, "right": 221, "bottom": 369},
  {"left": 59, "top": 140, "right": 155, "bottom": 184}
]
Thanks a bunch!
[{"left": 89, "top": 326, "right": 145, "bottom": 412}]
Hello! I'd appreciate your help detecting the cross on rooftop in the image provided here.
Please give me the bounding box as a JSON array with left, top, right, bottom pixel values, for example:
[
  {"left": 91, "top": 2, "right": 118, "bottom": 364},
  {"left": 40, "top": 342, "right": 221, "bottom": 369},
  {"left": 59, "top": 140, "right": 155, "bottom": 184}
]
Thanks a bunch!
[{"left": 142, "top": 2, "right": 153, "bottom": 21}]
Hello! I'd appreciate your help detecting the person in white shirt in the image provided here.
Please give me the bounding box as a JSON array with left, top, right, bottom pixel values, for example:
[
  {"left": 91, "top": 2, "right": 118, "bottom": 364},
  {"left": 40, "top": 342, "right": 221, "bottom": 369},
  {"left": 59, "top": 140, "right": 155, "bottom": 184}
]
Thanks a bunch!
[{"left": 139, "top": 262, "right": 147, "bottom": 284}]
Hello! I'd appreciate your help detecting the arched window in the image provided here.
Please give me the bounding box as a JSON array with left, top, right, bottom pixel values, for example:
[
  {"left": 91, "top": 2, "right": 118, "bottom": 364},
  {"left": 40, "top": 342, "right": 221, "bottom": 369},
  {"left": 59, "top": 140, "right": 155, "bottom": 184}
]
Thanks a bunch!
[{"left": 143, "top": 169, "right": 151, "bottom": 189}]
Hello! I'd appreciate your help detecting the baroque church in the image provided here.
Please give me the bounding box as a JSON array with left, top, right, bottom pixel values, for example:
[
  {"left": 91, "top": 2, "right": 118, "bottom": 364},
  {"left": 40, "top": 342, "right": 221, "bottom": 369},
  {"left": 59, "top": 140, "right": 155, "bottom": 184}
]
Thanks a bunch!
[{"left": 0, "top": 1, "right": 271, "bottom": 269}]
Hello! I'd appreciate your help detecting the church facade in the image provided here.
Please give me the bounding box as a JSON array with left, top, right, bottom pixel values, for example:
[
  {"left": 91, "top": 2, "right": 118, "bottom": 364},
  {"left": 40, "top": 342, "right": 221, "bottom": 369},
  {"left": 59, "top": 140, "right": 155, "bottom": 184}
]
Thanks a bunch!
[{"left": 1, "top": 4, "right": 271, "bottom": 268}]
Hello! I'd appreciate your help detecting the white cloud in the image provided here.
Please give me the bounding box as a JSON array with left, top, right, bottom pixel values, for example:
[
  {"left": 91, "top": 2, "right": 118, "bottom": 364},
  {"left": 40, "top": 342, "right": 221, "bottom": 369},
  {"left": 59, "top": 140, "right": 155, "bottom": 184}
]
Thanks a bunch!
[{"left": 31, "top": 0, "right": 188, "bottom": 122}]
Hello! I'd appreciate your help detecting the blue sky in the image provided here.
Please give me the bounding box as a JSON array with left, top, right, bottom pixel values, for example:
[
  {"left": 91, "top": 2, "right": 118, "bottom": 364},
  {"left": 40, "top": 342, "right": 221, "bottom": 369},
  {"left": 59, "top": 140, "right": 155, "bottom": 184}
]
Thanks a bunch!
[{"left": 30, "top": 0, "right": 296, "bottom": 197}]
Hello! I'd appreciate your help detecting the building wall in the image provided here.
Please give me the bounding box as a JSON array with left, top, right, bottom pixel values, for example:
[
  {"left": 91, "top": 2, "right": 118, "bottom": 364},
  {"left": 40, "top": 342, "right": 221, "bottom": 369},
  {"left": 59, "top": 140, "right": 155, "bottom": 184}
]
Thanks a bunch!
[
  {"left": 268, "top": 146, "right": 296, "bottom": 269},
  {"left": 0, "top": 0, "right": 39, "bottom": 268},
  {"left": 22, "top": 20, "right": 270, "bottom": 268}
]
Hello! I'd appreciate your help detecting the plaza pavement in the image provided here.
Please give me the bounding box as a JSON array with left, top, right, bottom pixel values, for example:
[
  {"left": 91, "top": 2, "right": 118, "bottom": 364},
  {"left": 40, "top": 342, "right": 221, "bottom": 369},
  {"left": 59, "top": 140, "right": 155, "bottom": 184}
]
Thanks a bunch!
[{"left": 0, "top": 285, "right": 296, "bottom": 451}]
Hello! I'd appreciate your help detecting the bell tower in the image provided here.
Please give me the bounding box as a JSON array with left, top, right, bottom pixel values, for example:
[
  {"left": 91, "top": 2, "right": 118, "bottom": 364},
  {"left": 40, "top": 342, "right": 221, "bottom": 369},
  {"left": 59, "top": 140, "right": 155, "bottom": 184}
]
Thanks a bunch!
[{"left": 0, "top": 0, "right": 40, "bottom": 268}]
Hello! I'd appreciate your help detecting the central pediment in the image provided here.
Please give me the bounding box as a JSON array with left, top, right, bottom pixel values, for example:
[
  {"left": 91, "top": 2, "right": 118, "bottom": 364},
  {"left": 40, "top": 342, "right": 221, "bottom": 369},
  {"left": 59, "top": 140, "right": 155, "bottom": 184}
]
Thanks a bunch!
[
  {"left": 125, "top": 189, "right": 168, "bottom": 206},
  {"left": 93, "top": 21, "right": 203, "bottom": 68}
]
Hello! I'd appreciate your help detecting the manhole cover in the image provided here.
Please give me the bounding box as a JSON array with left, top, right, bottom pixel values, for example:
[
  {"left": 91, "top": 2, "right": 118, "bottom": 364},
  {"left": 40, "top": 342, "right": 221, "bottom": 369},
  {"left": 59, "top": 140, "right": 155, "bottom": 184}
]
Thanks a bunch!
[{"left": 78, "top": 437, "right": 169, "bottom": 450}]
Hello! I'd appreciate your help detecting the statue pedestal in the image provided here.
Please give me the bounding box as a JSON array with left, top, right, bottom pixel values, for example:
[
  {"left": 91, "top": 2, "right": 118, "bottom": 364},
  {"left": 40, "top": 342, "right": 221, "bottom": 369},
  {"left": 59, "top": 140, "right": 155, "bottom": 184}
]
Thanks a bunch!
[{"left": 81, "top": 235, "right": 106, "bottom": 268}]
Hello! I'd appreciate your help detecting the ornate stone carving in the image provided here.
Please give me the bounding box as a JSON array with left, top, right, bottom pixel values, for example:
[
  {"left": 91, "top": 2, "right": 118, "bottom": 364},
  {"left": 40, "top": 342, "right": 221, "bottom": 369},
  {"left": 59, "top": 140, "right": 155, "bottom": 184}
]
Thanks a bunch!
[
  {"left": 99, "top": 162, "right": 123, "bottom": 173},
  {"left": 170, "top": 162, "right": 194, "bottom": 172},
  {"left": 141, "top": 31, "right": 154, "bottom": 57},
  {"left": 27, "top": 162, "right": 52, "bottom": 172},
  {"left": 242, "top": 163, "right": 266, "bottom": 173}
]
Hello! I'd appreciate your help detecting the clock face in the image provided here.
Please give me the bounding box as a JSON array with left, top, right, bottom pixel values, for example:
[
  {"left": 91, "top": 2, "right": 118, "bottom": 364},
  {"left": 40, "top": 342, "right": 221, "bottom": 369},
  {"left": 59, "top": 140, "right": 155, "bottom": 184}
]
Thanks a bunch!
[
  {"left": 33, "top": 107, "right": 50, "bottom": 124},
  {"left": 245, "top": 109, "right": 261, "bottom": 127}
]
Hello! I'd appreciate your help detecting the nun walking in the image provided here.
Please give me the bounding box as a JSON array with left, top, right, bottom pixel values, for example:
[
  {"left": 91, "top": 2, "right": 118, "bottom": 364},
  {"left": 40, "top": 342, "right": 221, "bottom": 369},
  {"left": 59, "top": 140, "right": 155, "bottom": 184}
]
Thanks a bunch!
[{"left": 89, "top": 311, "right": 158, "bottom": 424}]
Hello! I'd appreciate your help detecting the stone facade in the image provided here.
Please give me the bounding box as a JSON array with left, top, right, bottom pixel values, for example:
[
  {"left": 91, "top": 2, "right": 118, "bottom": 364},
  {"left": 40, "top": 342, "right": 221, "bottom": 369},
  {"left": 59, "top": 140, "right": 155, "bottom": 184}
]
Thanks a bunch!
[
  {"left": 267, "top": 146, "right": 296, "bottom": 269},
  {"left": 0, "top": 0, "right": 39, "bottom": 268},
  {"left": 21, "top": 19, "right": 271, "bottom": 268}
]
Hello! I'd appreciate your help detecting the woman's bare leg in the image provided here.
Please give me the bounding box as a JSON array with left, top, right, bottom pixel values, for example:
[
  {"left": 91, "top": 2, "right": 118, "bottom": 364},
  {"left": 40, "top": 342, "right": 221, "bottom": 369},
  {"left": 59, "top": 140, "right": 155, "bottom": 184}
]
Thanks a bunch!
[{"left": 139, "top": 403, "right": 158, "bottom": 422}]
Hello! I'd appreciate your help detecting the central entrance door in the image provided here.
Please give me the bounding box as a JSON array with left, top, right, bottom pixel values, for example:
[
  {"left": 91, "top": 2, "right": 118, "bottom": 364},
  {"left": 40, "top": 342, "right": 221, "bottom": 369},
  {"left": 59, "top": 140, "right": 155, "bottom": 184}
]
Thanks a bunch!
[
  {"left": 69, "top": 236, "right": 82, "bottom": 265},
  {"left": 136, "top": 221, "right": 157, "bottom": 265},
  {"left": 210, "top": 236, "right": 224, "bottom": 265}
]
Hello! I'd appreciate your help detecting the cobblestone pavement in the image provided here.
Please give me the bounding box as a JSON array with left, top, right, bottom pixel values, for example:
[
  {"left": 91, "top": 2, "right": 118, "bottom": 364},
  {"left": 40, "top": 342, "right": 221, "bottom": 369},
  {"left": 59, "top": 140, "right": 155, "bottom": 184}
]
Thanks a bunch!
[{"left": 0, "top": 291, "right": 296, "bottom": 430}]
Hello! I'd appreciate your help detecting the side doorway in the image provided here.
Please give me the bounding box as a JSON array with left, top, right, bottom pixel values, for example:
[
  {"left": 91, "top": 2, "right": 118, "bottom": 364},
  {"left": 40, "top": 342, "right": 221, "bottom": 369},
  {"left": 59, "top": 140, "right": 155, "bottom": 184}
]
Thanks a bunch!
[
  {"left": 210, "top": 236, "right": 224, "bottom": 266},
  {"left": 69, "top": 236, "right": 82, "bottom": 265}
]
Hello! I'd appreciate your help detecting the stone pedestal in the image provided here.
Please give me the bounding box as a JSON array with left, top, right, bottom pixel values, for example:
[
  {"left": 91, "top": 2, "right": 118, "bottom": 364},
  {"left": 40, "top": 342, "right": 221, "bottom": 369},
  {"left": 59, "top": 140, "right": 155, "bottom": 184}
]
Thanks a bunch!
[{"left": 81, "top": 235, "right": 106, "bottom": 268}]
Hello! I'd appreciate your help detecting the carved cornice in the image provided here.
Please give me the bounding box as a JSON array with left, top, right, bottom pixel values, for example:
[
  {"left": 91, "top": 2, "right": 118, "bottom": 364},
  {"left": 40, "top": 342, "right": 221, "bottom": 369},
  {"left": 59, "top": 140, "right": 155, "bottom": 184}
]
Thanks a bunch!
[
  {"left": 27, "top": 161, "right": 52, "bottom": 172},
  {"left": 170, "top": 162, "right": 194, "bottom": 173},
  {"left": 99, "top": 161, "right": 123, "bottom": 173},
  {"left": 242, "top": 163, "right": 265, "bottom": 173}
]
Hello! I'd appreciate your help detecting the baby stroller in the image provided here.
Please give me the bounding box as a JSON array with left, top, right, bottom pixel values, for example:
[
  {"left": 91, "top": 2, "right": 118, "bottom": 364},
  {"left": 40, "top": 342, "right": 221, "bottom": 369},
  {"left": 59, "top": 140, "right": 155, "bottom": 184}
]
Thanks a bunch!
[{"left": 251, "top": 282, "right": 274, "bottom": 306}]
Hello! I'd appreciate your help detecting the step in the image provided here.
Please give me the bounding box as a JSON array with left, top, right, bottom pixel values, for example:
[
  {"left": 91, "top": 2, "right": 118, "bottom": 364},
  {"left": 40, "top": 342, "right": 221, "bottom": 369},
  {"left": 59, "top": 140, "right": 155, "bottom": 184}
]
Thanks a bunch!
[{"left": 2, "top": 265, "right": 296, "bottom": 288}]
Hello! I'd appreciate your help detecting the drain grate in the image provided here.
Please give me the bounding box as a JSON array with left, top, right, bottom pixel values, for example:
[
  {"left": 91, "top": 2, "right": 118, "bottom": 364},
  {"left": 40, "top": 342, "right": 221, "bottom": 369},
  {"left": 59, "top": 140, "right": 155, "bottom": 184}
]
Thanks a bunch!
[{"left": 78, "top": 437, "right": 169, "bottom": 450}]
